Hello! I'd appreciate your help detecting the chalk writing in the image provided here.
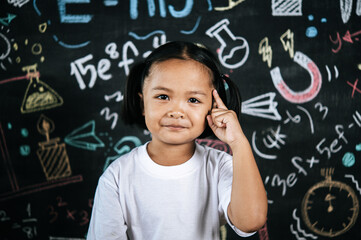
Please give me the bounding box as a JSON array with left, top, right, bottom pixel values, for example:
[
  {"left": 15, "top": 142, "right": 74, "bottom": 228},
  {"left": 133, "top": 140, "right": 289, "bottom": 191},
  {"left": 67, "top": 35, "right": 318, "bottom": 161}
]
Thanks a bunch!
[
  {"left": 330, "top": 29, "right": 361, "bottom": 53},
  {"left": 252, "top": 131, "right": 277, "bottom": 160},
  {"left": 48, "top": 196, "right": 92, "bottom": 227},
  {"left": 0, "top": 203, "right": 38, "bottom": 239},
  {"left": 347, "top": 78, "right": 361, "bottom": 98},
  {"left": 7, "top": 0, "right": 30, "bottom": 8},
  {"left": 262, "top": 125, "right": 286, "bottom": 150},
  {"left": 1, "top": 1, "right": 361, "bottom": 239},
  {"left": 57, "top": 0, "right": 93, "bottom": 23},
  {"left": 70, "top": 54, "right": 111, "bottom": 90},
  {"left": 129, "top": 0, "right": 194, "bottom": 19},
  {"left": 316, "top": 124, "right": 348, "bottom": 159},
  {"left": 264, "top": 173, "right": 298, "bottom": 196}
]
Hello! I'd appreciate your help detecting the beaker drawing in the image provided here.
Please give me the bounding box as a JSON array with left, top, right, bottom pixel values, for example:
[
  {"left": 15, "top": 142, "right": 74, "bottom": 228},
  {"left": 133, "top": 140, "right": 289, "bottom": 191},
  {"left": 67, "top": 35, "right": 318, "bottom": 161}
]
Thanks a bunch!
[
  {"left": 36, "top": 114, "right": 72, "bottom": 181},
  {"left": 206, "top": 19, "right": 249, "bottom": 69},
  {"left": 21, "top": 64, "right": 63, "bottom": 114}
]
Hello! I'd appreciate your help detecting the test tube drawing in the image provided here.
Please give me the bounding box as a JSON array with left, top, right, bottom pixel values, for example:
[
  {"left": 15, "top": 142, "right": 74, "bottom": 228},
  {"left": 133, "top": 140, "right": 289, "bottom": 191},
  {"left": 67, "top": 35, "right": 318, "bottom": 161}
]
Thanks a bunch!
[
  {"left": 21, "top": 64, "right": 63, "bottom": 114},
  {"left": 36, "top": 114, "right": 72, "bottom": 181},
  {"left": 206, "top": 19, "right": 249, "bottom": 69}
]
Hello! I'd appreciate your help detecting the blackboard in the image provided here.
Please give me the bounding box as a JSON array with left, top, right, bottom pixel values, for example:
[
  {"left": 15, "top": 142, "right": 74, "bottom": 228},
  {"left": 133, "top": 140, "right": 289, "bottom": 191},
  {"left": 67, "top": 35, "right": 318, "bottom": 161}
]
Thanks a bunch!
[{"left": 1, "top": 0, "right": 360, "bottom": 239}]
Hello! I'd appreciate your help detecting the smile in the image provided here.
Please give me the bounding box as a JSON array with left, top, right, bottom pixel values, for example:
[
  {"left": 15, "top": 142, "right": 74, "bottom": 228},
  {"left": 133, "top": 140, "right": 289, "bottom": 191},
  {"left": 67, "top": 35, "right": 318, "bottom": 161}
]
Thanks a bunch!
[{"left": 163, "top": 125, "right": 187, "bottom": 130}]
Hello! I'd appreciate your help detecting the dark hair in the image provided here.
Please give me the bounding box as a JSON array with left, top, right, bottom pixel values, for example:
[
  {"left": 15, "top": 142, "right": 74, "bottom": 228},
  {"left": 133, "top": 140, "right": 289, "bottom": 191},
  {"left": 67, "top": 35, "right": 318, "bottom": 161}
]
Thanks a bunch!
[{"left": 122, "top": 41, "right": 242, "bottom": 138}]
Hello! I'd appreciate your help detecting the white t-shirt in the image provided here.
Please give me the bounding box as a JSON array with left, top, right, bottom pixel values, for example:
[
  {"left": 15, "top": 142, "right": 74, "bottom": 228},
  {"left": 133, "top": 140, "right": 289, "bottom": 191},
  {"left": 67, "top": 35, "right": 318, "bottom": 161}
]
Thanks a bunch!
[{"left": 87, "top": 142, "right": 255, "bottom": 239}]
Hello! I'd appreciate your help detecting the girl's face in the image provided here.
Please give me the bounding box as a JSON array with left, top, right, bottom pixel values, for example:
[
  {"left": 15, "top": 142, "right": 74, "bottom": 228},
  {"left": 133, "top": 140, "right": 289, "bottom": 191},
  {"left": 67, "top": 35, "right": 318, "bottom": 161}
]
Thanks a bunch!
[{"left": 140, "top": 58, "right": 214, "bottom": 146}]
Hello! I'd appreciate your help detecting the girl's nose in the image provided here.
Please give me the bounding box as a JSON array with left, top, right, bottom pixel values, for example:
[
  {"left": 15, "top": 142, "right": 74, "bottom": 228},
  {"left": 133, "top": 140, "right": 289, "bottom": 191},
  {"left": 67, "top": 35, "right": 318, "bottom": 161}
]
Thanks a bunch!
[{"left": 167, "top": 111, "right": 184, "bottom": 119}]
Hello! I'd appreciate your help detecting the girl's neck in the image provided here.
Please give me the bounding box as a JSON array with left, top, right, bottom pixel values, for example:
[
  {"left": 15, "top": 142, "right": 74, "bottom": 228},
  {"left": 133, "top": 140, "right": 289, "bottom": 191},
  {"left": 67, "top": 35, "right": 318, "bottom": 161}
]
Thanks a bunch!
[{"left": 147, "top": 140, "right": 196, "bottom": 166}]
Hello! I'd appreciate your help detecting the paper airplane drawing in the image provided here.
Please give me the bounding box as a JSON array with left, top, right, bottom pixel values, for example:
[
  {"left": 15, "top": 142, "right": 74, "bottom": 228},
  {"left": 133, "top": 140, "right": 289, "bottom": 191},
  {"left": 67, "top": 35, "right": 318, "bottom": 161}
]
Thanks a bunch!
[
  {"left": 242, "top": 92, "right": 282, "bottom": 121},
  {"left": 64, "top": 120, "right": 105, "bottom": 151}
]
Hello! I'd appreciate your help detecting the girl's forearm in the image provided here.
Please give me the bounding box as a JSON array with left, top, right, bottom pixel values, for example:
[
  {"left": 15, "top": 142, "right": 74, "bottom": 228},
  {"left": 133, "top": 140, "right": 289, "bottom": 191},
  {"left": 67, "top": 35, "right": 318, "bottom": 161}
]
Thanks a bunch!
[{"left": 228, "top": 137, "right": 268, "bottom": 233}]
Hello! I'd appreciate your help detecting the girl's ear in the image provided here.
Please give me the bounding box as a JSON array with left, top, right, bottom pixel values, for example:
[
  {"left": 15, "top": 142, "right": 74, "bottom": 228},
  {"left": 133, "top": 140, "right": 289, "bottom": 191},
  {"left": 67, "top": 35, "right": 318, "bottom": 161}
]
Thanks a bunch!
[{"left": 138, "top": 92, "right": 145, "bottom": 116}]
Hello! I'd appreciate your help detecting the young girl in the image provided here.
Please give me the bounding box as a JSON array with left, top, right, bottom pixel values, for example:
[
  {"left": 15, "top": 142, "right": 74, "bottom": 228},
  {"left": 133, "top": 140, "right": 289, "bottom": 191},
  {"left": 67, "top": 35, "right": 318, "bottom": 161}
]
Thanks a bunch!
[{"left": 87, "top": 41, "right": 267, "bottom": 239}]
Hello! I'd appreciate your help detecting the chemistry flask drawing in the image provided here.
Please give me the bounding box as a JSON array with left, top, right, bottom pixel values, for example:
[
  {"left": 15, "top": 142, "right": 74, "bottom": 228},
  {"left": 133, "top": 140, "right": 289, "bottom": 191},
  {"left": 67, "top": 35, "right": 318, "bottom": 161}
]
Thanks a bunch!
[{"left": 206, "top": 19, "right": 249, "bottom": 69}]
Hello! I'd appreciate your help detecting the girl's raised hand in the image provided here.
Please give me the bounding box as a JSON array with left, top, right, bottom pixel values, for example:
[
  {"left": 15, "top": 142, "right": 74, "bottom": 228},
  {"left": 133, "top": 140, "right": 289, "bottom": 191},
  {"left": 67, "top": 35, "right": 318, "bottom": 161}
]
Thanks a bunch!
[{"left": 206, "top": 90, "right": 245, "bottom": 148}]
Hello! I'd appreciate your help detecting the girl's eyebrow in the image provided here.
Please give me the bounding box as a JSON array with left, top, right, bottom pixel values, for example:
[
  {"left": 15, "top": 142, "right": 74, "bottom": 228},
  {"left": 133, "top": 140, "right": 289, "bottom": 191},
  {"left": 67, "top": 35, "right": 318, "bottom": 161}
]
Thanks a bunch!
[
  {"left": 151, "top": 86, "right": 172, "bottom": 92},
  {"left": 151, "top": 87, "right": 207, "bottom": 96},
  {"left": 186, "top": 90, "right": 207, "bottom": 96}
]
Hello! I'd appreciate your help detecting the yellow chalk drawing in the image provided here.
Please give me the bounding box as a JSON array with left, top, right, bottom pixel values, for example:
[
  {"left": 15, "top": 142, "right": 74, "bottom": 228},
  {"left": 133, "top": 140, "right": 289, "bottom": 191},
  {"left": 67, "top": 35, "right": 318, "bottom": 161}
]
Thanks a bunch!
[
  {"left": 21, "top": 64, "right": 63, "bottom": 113},
  {"left": 31, "top": 43, "right": 44, "bottom": 62},
  {"left": 258, "top": 37, "right": 272, "bottom": 68},
  {"left": 214, "top": 0, "right": 246, "bottom": 11},
  {"left": 280, "top": 29, "right": 294, "bottom": 59},
  {"left": 39, "top": 22, "right": 47, "bottom": 33},
  {"left": 36, "top": 114, "right": 72, "bottom": 181},
  {"left": 301, "top": 168, "right": 359, "bottom": 237}
]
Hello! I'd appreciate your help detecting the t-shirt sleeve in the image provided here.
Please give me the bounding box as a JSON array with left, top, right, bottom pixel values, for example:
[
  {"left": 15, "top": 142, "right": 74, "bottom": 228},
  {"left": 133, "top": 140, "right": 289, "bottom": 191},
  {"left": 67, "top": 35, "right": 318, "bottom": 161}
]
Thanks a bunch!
[
  {"left": 217, "top": 153, "right": 256, "bottom": 238},
  {"left": 87, "top": 170, "right": 128, "bottom": 240}
]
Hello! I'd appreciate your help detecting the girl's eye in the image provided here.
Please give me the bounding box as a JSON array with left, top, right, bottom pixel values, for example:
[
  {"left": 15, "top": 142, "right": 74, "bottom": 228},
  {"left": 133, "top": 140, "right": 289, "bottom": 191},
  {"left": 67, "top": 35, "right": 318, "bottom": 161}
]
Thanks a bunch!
[
  {"left": 157, "top": 95, "right": 169, "bottom": 100},
  {"left": 188, "top": 98, "right": 200, "bottom": 104}
]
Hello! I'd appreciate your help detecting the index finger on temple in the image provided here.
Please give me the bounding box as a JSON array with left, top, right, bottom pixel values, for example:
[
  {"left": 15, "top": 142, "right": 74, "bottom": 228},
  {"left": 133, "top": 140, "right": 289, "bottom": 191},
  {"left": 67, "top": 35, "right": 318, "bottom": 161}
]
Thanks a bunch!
[{"left": 213, "top": 90, "right": 227, "bottom": 109}]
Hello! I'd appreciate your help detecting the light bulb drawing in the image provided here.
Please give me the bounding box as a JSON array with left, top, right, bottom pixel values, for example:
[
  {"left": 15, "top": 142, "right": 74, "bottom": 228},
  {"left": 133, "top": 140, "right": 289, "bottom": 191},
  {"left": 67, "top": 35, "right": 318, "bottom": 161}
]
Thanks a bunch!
[{"left": 206, "top": 19, "right": 249, "bottom": 69}]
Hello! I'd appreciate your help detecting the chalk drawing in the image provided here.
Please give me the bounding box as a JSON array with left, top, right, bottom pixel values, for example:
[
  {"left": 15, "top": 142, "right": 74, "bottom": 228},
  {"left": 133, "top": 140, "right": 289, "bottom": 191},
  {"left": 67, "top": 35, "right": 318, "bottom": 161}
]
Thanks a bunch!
[
  {"left": 242, "top": 92, "right": 282, "bottom": 121},
  {"left": 37, "top": 115, "right": 72, "bottom": 181},
  {"left": 291, "top": 208, "right": 318, "bottom": 239},
  {"left": 65, "top": 121, "right": 105, "bottom": 151},
  {"left": 258, "top": 37, "right": 272, "bottom": 68},
  {"left": 21, "top": 64, "right": 63, "bottom": 113},
  {"left": 325, "top": 65, "right": 339, "bottom": 82},
  {"left": 206, "top": 19, "right": 249, "bottom": 69},
  {"left": 340, "top": 0, "right": 353, "bottom": 23},
  {"left": 0, "top": 13, "right": 16, "bottom": 26},
  {"left": 272, "top": 0, "right": 302, "bottom": 16},
  {"left": 57, "top": 0, "right": 93, "bottom": 23},
  {"left": 0, "top": 28, "right": 12, "bottom": 70},
  {"left": 180, "top": 16, "right": 201, "bottom": 34},
  {"left": 103, "top": 136, "right": 142, "bottom": 171},
  {"left": 280, "top": 29, "right": 294, "bottom": 58},
  {"left": 345, "top": 174, "right": 361, "bottom": 195},
  {"left": 214, "top": 0, "right": 246, "bottom": 11},
  {"left": 270, "top": 51, "right": 322, "bottom": 103}
]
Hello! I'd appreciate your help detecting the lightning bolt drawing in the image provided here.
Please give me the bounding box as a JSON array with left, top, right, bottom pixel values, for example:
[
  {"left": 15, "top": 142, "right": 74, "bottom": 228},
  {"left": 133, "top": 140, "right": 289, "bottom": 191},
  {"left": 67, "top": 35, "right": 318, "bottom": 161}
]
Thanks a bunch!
[
  {"left": 280, "top": 29, "right": 294, "bottom": 59},
  {"left": 258, "top": 37, "right": 272, "bottom": 68}
]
